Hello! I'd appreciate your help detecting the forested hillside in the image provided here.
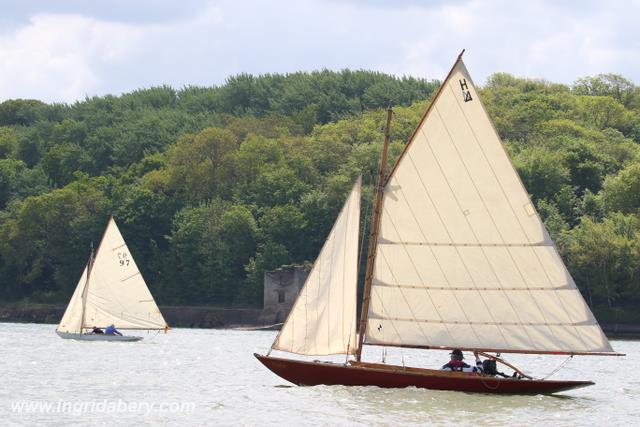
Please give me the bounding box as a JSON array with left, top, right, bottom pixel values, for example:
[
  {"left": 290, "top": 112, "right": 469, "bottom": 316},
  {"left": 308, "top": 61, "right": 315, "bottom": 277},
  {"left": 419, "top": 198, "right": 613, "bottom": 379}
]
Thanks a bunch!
[{"left": 0, "top": 69, "right": 639, "bottom": 322}]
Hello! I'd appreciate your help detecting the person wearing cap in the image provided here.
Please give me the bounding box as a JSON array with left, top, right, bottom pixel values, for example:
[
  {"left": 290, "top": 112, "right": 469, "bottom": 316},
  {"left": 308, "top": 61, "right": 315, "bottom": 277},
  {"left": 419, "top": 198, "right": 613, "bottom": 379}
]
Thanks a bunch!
[{"left": 441, "top": 349, "right": 483, "bottom": 373}]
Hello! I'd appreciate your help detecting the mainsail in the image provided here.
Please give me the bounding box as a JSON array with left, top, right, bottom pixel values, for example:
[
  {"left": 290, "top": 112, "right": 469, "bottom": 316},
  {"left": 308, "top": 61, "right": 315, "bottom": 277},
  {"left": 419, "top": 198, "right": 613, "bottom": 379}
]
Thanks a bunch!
[
  {"left": 363, "top": 56, "right": 614, "bottom": 355},
  {"left": 57, "top": 217, "right": 167, "bottom": 333},
  {"left": 272, "top": 177, "right": 361, "bottom": 355}
]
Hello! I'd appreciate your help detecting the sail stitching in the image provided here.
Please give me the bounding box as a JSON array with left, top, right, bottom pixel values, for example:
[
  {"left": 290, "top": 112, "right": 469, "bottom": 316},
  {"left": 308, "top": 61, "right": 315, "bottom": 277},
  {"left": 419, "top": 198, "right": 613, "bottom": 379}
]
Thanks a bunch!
[
  {"left": 366, "top": 316, "right": 595, "bottom": 327},
  {"left": 121, "top": 271, "right": 141, "bottom": 282},
  {"left": 378, "top": 241, "right": 550, "bottom": 247},
  {"left": 373, "top": 284, "right": 576, "bottom": 291},
  {"left": 447, "top": 72, "right": 591, "bottom": 350}
]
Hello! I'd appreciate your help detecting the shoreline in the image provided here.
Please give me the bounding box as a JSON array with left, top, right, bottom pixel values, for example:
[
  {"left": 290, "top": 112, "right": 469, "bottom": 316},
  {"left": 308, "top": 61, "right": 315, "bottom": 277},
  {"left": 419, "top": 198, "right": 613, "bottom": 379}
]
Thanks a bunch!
[
  {"left": 1, "top": 304, "right": 639, "bottom": 338},
  {"left": 0, "top": 304, "right": 261, "bottom": 329}
]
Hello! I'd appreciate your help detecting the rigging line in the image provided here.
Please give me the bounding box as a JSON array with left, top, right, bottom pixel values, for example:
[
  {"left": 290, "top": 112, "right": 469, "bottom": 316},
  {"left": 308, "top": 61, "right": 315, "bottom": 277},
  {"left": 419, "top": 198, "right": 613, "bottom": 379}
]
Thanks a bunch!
[
  {"left": 147, "top": 329, "right": 161, "bottom": 341},
  {"left": 429, "top": 96, "right": 555, "bottom": 351},
  {"left": 541, "top": 355, "right": 573, "bottom": 380},
  {"left": 446, "top": 81, "right": 588, "bottom": 351},
  {"left": 358, "top": 189, "right": 370, "bottom": 276},
  {"left": 402, "top": 147, "right": 507, "bottom": 352}
]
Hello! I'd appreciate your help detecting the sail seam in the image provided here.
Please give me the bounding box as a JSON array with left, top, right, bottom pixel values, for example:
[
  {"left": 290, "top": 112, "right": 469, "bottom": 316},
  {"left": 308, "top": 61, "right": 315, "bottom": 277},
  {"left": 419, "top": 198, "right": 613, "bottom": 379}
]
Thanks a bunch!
[
  {"left": 366, "top": 317, "right": 598, "bottom": 327},
  {"left": 121, "top": 272, "right": 141, "bottom": 282},
  {"left": 372, "top": 284, "right": 576, "bottom": 291},
  {"left": 378, "top": 241, "right": 550, "bottom": 247}
]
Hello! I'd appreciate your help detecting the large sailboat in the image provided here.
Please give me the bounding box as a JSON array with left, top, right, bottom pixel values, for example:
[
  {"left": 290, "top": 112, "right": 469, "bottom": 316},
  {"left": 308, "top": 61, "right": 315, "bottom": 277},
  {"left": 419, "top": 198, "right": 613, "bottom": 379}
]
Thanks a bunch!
[
  {"left": 255, "top": 51, "right": 623, "bottom": 394},
  {"left": 56, "top": 216, "right": 168, "bottom": 341}
]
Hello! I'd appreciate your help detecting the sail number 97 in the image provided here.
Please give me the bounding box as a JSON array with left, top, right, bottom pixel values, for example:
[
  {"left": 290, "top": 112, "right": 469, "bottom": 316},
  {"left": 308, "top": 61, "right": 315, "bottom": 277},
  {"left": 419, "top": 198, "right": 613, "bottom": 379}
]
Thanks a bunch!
[{"left": 117, "top": 252, "right": 130, "bottom": 267}]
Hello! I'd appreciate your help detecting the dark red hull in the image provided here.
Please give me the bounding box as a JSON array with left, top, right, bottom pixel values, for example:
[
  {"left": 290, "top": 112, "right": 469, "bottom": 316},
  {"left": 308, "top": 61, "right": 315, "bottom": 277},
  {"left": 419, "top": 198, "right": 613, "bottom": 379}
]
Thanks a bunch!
[{"left": 255, "top": 354, "right": 593, "bottom": 394}]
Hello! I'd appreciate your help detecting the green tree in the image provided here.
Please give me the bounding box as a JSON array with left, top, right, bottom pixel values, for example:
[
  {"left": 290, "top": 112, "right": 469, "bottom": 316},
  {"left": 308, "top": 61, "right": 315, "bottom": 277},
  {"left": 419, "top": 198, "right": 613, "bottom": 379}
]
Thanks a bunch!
[{"left": 601, "top": 161, "right": 640, "bottom": 214}]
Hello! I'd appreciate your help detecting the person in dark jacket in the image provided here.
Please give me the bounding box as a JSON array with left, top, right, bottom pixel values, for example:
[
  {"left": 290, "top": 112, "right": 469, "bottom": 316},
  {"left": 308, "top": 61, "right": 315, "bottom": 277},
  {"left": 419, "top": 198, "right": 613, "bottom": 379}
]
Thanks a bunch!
[{"left": 441, "top": 349, "right": 483, "bottom": 373}]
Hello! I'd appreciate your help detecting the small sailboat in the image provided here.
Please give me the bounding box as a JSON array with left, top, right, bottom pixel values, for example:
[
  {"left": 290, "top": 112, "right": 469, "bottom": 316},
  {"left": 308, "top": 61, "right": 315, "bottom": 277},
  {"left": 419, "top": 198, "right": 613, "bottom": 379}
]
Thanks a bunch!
[
  {"left": 56, "top": 216, "right": 168, "bottom": 341},
  {"left": 255, "top": 51, "right": 623, "bottom": 394}
]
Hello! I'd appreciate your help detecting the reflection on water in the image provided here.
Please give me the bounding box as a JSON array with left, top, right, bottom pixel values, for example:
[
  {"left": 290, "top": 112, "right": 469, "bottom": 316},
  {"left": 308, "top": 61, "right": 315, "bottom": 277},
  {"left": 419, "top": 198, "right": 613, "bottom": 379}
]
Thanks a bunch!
[{"left": 2, "top": 323, "right": 638, "bottom": 426}]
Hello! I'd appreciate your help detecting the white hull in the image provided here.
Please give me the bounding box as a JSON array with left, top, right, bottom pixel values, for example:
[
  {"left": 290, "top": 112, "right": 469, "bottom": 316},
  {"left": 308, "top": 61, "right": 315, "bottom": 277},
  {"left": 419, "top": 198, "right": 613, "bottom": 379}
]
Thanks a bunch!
[{"left": 56, "top": 330, "right": 143, "bottom": 342}]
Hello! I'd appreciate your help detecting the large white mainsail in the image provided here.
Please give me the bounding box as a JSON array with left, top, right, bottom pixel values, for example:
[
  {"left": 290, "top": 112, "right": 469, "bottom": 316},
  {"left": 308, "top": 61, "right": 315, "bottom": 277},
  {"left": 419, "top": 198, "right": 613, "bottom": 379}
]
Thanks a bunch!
[
  {"left": 363, "top": 57, "right": 614, "bottom": 355},
  {"left": 272, "top": 177, "right": 361, "bottom": 355},
  {"left": 57, "top": 217, "right": 167, "bottom": 333}
]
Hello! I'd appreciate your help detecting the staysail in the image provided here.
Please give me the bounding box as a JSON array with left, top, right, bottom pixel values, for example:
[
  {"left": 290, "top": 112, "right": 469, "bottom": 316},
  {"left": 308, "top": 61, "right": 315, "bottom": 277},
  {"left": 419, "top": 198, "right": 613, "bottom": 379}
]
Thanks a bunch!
[
  {"left": 57, "top": 265, "right": 89, "bottom": 333},
  {"left": 57, "top": 217, "right": 167, "bottom": 333},
  {"left": 272, "top": 177, "right": 361, "bottom": 355},
  {"left": 363, "top": 56, "right": 615, "bottom": 355}
]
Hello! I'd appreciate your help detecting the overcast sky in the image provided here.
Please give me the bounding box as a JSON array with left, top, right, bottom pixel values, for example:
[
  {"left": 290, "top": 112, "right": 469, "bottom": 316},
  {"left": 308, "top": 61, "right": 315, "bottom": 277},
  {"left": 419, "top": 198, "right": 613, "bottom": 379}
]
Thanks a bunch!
[{"left": 1, "top": 0, "right": 639, "bottom": 103}]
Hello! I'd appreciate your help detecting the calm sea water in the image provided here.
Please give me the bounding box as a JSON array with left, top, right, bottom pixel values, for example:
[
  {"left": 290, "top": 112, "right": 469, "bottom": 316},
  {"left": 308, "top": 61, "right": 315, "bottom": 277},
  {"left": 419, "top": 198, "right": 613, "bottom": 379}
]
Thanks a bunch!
[{"left": 2, "top": 323, "right": 638, "bottom": 426}]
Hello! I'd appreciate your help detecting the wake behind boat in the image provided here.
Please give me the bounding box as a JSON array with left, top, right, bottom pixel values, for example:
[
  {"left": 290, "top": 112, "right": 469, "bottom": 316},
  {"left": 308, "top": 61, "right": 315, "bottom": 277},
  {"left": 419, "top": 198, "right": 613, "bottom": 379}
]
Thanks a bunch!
[
  {"left": 56, "top": 216, "right": 169, "bottom": 342},
  {"left": 255, "top": 51, "right": 623, "bottom": 394}
]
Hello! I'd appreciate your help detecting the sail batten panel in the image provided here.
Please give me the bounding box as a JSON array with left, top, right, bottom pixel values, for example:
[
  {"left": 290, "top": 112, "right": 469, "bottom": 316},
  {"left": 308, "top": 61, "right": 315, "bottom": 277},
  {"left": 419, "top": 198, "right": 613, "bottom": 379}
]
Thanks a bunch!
[
  {"left": 272, "top": 179, "right": 360, "bottom": 356},
  {"left": 365, "top": 58, "right": 615, "bottom": 355}
]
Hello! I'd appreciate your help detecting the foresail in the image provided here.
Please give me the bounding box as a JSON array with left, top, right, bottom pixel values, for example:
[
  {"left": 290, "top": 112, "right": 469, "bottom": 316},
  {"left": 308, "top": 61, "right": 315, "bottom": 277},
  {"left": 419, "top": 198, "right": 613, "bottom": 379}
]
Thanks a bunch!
[
  {"left": 81, "top": 218, "right": 167, "bottom": 330},
  {"left": 364, "top": 57, "right": 614, "bottom": 355},
  {"left": 273, "top": 178, "right": 361, "bottom": 355},
  {"left": 57, "top": 265, "right": 88, "bottom": 333}
]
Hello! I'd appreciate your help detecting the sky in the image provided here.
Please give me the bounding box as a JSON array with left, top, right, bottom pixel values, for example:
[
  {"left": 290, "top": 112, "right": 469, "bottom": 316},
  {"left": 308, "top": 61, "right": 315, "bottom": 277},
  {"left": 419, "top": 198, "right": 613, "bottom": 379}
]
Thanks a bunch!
[{"left": 0, "top": 0, "right": 639, "bottom": 103}]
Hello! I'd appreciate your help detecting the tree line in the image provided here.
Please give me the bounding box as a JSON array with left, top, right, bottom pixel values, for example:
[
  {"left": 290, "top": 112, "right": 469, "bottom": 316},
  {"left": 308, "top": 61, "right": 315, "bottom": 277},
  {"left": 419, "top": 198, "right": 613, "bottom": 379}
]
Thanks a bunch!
[{"left": 0, "top": 69, "right": 639, "bottom": 322}]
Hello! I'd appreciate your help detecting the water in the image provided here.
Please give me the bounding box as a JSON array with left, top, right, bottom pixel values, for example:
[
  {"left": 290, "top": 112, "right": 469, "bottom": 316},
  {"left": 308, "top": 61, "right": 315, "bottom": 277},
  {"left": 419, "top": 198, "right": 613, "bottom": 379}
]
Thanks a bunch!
[{"left": 2, "top": 323, "right": 638, "bottom": 426}]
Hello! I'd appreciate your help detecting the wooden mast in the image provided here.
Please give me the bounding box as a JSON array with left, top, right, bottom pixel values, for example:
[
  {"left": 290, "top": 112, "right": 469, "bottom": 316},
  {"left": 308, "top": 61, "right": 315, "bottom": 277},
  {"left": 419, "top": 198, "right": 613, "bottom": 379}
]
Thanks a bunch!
[{"left": 356, "top": 105, "right": 393, "bottom": 362}]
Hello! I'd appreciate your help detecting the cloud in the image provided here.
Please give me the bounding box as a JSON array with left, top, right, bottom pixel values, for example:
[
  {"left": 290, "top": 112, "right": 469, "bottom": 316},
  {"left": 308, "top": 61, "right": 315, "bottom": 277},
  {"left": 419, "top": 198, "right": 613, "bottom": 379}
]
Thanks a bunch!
[
  {"left": 0, "top": 13, "right": 143, "bottom": 102},
  {"left": 0, "top": 0, "right": 638, "bottom": 103}
]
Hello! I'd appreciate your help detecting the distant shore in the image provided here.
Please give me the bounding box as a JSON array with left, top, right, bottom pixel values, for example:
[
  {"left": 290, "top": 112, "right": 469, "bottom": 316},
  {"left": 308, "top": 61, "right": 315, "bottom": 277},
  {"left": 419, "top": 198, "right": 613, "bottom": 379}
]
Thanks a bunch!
[
  {"left": 0, "top": 303, "right": 261, "bottom": 329},
  {"left": 1, "top": 303, "right": 639, "bottom": 338}
]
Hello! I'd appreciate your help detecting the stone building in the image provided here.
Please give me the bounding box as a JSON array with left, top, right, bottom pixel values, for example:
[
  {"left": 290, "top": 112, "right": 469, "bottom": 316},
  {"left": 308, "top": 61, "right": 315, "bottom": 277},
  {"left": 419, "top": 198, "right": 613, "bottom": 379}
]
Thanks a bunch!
[{"left": 258, "top": 265, "right": 309, "bottom": 325}]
